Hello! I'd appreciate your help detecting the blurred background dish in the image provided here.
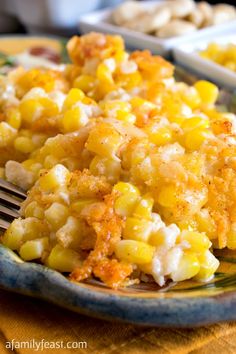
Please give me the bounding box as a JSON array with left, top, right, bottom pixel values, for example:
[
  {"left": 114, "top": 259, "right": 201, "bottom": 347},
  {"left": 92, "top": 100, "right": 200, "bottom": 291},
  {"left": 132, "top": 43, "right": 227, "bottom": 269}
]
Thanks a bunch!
[
  {"left": 0, "top": 36, "right": 62, "bottom": 55},
  {"left": 173, "top": 33, "right": 236, "bottom": 89},
  {"left": 110, "top": 0, "right": 236, "bottom": 37},
  {"left": 0, "top": 0, "right": 124, "bottom": 36},
  {"left": 79, "top": 1, "right": 236, "bottom": 56},
  {"left": 0, "top": 35, "right": 68, "bottom": 75},
  {"left": 0, "top": 0, "right": 20, "bottom": 33},
  {"left": 0, "top": 13, "right": 20, "bottom": 33}
]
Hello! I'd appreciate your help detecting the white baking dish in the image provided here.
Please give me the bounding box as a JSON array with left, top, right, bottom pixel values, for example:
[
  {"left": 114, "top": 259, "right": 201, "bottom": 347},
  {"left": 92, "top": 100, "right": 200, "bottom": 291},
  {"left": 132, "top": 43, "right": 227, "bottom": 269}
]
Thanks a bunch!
[
  {"left": 79, "top": 1, "right": 236, "bottom": 57},
  {"left": 173, "top": 34, "right": 236, "bottom": 90}
]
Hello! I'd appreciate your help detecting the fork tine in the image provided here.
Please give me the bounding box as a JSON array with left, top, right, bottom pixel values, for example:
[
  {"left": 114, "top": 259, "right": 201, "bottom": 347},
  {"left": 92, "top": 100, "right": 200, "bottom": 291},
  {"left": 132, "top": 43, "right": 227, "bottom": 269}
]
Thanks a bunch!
[
  {"left": 0, "top": 218, "right": 10, "bottom": 230},
  {"left": 0, "top": 204, "right": 19, "bottom": 219},
  {"left": 0, "top": 190, "right": 22, "bottom": 208},
  {"left": 0, "top": 180, "right": 25, "bottom": 229},
  {"left": 0, "top": 178, "right": 26, "bottom": 198}
]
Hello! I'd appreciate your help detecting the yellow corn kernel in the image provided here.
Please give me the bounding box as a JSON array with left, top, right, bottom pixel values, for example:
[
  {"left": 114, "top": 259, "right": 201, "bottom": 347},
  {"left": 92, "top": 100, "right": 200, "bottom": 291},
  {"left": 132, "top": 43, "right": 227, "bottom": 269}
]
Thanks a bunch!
[
  {"left": 133, "top": 158, "right": 155, "bottom": 183},
  {"left": 204, "top": 42, "right": 220, "bottom": 57},
  {"left": 47, "top": 245, "right": 81, "bottom": 272},
  {"left": 73, "top": 75, "right": 95, "bottom": 93},
  {"left": 130, "top": 97, "right": 148, "bottom": 109},
  {"left": 181, "top": 87, "right": 201, "bottom": 109},
  {"left": 194, "top": 80, "right": 219, "bottom": 105},
  {"left": 96, "top": 82, "right": 115, "bottom": 99},
  {"left": 130, "top": 141, "right": 149, "bottom": 166},
  {"left": 39, "top": 164, "right": 70, "bottom": 191},
  {"left": 6, "top": 107, "right": 21, "bottom": 129},
  {"left": 101, "top": 100, "right": 130, "bottom": 117},
  {"left": 3, "top": 217, "right": 46, "bottom": 248},
  {"left": 226, "top": 225, "right": 236, "bottom": 250},
  {"left": 157, "top": 185, "right": 177, "bottom": 208},
  {"left": 24, "top": 201, "right": 44, "bottom": 219},
  {"left": 22, "top": 218, "right": 47, "bottom": 241},
  {"left": 195, "top": 209, "right": 217, "bottom": 239},
  {"left": 168, "top": 116, "right": 185, "bottom": 125},
  {"left": 184, "top": 128, "right": 208, "bottom": 150},
  {"left": 181, "top": 117, "right": 209, "bottom": 131},
  {"left": 114, "top": 49, "right": 128, "bottom": 63},
  {"left": 96, "top": 62, "right": 114, "bottom": 84},
  {"left": 29, "top": 163, "right": 42, "bottom": 177},
  {"left": 19, "top": 129, "right": 32, "bottom": 138},
  {"left": 21, "top": 159, "right": 35, "bottom": 170},
  {"left": 225, "top": 61, "right": 236, "bottom": 72},
  {"left": 147, "top": 126, "right": 172, "bottom": 146},
  {"left": 226, "top": 44, "right": 236, "bottom": 59},
  {"left": 62, "top": 88, "right": 85, "bottom": 111},
  {"left": 56, "top": 216, "right": 83, "bottom": 249},
  {"left": 195, "top": 250, "right": 219, "bottom": 281},
  {"left": 117, "top": 112, "right": 136, "bottom": 124},
  {"left": 90, "top": 155, "right": 121, "bottom": 183},
  {"left": 180, "top": 230, "right": 211, "bottom": 252},
  {"left": 44, "top": 155, "right": 59, "bottom": 169},
  {"left": 14, "top": 136, "right": 35, "bottom": 154},
  {"left": 61, "top": 106, "right": 88, "bottom": 133},
  {"left": 182, "top": 153, "right": 205, "bottom": 177},
  {"left": 39, "top": 97, "right": 59, "bottom": 117},
  {"left": 132, "top": 195, "right": 154, "bottom": 220},
  {"left": 22, "top": 159, "right": 34, "bottom": 170},
  {"left": 114, "top": 195, "right": 138, "bottom": 217},
  {"left": 200, "top": 43, "right": 236, "bottom": 72},
  {"left": 45, "top": 202, "right": 69, "bottom": 230},
  {"left": 115, "top": 240, "right": 155, "bottom": 264},
  {"left": 19, "top": 237, "right": 49, "bottom": 261},
  {"left": 113, "top": 182, "right": 140, "bottom": 196},
  {"left": 21, "top": 159, "right": 37, "bottom": 171},
  {"left": 178, "top": 219, "right": 198, "bottom": 231},
  {"left": 123, "top": 217, "right": 152, "bottom": 242},
  {"left": 149, "top": 224, "right": 179, "bottom": 248},
  {"left": 0, "top": 122, "right": 17, "bottom": 147},
  {"left": 82, "top": 97, "right": 97, "bottom": 106},
  {"left": 117, "top": 71, "right": 142, "bottom": 89},
  {"left": 86, "top": 123, "right": 122, "bottom": 159},
  {"left": 2, "top": 219, "right": 25, "bottom": 250},
  {"left": 171, "top": 252, "right": 200, "bottom": 282},
  {"left": 19, "top": 99, "right": 43, "bottom": 124},
  {"left": 113, "top": 182, "right": 140, "bottom": 217},
  {"left": 71, "top": 199, "right": 98, "bottom": 215}
]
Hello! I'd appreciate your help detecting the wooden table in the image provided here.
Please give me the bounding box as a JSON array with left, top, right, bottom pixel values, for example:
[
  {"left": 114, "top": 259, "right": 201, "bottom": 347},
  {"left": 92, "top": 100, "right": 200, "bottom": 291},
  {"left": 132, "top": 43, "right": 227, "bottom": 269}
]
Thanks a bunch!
[{"left": 0, "top": 289, "right": 235, "bottom": 354}]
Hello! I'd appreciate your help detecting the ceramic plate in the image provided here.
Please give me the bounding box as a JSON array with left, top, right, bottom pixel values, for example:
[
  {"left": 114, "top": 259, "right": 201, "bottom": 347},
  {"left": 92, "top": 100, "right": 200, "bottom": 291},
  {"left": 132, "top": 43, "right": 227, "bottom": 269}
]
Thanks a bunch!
[
  {"left": 1, "top": 244, "right": 236, "bottom": 327},
  {"left": 1, "top": 36, "right": 236, "bottom": 327}
]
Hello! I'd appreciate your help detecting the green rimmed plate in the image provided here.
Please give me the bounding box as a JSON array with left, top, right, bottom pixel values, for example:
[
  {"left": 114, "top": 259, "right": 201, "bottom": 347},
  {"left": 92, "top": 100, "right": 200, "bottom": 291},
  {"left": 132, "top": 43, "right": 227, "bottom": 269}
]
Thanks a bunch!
[{"left": 1, "top": 244, "right": 236, "bottom": 327}]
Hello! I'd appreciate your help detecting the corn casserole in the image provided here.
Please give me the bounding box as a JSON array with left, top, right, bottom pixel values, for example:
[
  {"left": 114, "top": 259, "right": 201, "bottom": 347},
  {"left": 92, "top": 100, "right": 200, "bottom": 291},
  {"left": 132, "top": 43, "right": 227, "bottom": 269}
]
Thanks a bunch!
[{"left": 1, "top": 33, "right": 236, "bottom": 289}]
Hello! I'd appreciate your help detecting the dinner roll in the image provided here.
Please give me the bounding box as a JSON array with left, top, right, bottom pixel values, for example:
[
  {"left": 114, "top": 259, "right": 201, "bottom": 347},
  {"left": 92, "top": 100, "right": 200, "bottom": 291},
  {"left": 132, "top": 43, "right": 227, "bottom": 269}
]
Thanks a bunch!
[{"left": 157, "top": 19, "right": 197, "bottom": 38}]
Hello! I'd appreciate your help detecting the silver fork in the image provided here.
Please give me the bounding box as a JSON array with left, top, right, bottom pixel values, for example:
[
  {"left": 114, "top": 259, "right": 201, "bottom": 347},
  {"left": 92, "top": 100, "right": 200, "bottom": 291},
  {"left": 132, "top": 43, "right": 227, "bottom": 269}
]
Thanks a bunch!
[{"left": 0, "top": 179, "right": 27, "bottom": 230}]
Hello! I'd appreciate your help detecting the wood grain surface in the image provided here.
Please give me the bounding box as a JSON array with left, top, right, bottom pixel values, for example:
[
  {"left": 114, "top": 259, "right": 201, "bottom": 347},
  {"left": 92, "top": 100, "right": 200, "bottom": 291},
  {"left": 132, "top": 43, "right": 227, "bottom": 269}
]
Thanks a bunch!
[{"left": 0, "top": 289, "right": 235, "bottom": 354}]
